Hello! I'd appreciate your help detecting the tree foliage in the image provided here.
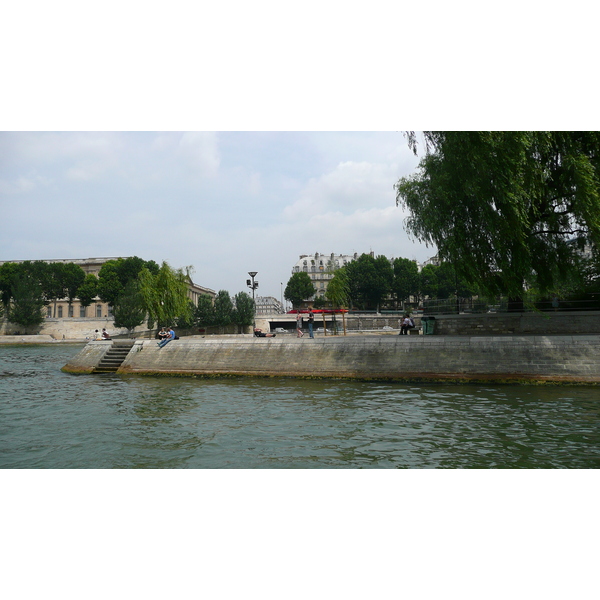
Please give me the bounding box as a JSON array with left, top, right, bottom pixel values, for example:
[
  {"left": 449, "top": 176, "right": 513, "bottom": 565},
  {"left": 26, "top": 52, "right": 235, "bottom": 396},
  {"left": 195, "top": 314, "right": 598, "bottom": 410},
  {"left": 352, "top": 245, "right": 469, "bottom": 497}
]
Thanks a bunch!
[
  {"left": 137, "top": 262, "right": 192, "bottom": 329},
  {"left": 77, "top": 274, "right": 99, "bottom": 308},
  {"left": 419, "top": 264, "right": 438, "bottom": 300},
  {"left": 0, "top": 262, "right": 20, "bottom": 309},
  {"left": 392, "top": 257, "right": 419, "bottom": 306},
  {"left": 284, "top": 272, "right": 315, "bottom": 308},
  {"left": 98, "top": 256, "right": 159, "bottom": 306},
  {"left": 232, "top": 292, "right": 255, "bottom": 331},
  {"left": 195, "top": 294, "right": 215, "bottom": 328},
  {"left": 213, "top": 290, "right": 233, "bottom": 330},
  {"left": 8, "top": 271, "right": 46, "bottom": 329},
  {"left": 395, "top": 131, "right": 600, "bottom": 296},
  {"left": 325, "top": 268, "right": 350, "bottom": 309},
  {"left": 344, "top": 253, "right": 394, "bottom": 310},
  {"left": 112, "top": 280, "right": 146, "bottom": 334}
]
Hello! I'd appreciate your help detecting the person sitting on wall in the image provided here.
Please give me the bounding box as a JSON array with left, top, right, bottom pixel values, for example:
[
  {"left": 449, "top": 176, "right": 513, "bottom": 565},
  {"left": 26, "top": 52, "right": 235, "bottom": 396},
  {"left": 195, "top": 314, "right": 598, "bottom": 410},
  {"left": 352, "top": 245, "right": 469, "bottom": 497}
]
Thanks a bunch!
[
  {"left": 400, "top": 315, "right": 415, "bottom": 335},
  {"left": 158, "top": 327, "right": 176, "bottom": 348},
  {"left": 158, "top": 327, "right": 169, "bottom": 341},
  {"left": 254, "top": 329, "right": 276, "bottom": 338},
  {"left": 101, "top": 328, "right": 111, "bottom": 340}
]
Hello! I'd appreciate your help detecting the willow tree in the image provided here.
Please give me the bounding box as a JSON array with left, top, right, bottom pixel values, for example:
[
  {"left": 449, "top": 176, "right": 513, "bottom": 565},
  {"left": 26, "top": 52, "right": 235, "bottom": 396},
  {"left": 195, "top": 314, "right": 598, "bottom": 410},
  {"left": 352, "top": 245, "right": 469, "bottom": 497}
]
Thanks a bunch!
[
  {"left": 326, "top": 268, "right": 350, "bottom": 309},
  {"left": 137, "top": 262, "right": 192, "bottom": 329},
  {"left": 395, "top": 132, "right": 600, "bottom": 298}
]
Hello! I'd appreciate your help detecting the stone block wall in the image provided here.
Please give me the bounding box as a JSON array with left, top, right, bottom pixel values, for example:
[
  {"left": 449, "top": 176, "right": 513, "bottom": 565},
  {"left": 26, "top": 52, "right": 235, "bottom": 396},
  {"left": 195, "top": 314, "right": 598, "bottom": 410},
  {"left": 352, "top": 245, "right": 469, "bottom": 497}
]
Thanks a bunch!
[
  {"left": 431, "top": 311, "right": 600, "bottom": 336},
  {"left": 63, "top": 335, "right": 600, "bottom": 383}
]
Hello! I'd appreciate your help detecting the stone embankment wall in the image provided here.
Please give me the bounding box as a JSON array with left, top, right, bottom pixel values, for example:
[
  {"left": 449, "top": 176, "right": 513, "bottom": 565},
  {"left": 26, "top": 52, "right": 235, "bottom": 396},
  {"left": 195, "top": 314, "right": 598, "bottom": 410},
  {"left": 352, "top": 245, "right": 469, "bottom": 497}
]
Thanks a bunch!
[
  {"left": 63, "top": 335, "right": 600, "bottom": 383},
  {"left": 431, "top": 311, "right": 600, "bottom": 336},
  {"left": 0, "top": 318, "right": 135, "bottom": 339}
]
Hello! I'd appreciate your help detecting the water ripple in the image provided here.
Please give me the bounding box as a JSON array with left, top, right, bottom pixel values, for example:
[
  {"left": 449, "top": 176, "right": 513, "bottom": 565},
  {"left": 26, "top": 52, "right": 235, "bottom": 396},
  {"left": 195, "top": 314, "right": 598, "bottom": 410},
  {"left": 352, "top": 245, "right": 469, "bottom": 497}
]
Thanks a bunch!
[{"left": 1, "top": 346, "right": 599, "bottom": 468}]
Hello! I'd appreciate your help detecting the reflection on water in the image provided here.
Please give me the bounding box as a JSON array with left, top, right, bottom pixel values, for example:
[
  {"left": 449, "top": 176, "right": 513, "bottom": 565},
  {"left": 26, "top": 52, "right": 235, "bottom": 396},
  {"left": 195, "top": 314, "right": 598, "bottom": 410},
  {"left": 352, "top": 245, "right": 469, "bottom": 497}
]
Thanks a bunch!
[{"left": 1, "top": 345, "right": 599, "bottom": 468}]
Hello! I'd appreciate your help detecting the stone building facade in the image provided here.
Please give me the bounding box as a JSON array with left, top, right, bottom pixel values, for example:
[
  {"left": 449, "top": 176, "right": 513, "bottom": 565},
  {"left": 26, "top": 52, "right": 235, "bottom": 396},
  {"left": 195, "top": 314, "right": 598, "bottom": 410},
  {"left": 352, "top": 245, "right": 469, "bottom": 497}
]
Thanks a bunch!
[
  {"left": 291, "top": 252, "right": 359, "bottom": 301},
  {"left": 255, "top": 296, "right": 284, "bottom": 315}
]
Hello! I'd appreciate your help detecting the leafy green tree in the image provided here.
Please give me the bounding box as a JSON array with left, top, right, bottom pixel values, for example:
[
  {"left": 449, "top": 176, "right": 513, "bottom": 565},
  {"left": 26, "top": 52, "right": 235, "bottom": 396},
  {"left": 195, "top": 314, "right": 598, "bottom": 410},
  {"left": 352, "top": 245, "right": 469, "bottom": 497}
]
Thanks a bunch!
[
  {"left": 392, "top": 257, "right": 419, "bottom": 308},
  {"left": 97, "top": 261, "right": 123, "bottom": 306},
  {"left": 38, "top": 262, "right": 66, "bottom": 315},
  {"left": 175, "top": 300, "right": 198, "bottom": 330},
  {"left": 284, "top": 272, "right": 315, "bottom": 308},
  {"left": 312, "top": 295, "right": 327, "bottom": 309},
  {"left": 419, "top": 264, "right": 438, "bottom": 299},
  {"left": 435, "top": 261, "right": 478, "bottom": 299},
  {"left": 213, "top": 290, "right": 233, "bottom": 332},
  {"left": 0, "top": 262, "right": 20, "bottom": 309},
  {"left": 8, "top": 272, "right": 46, "bottom": 329},
  {"left": 137, "top": 262, "right": 192, "bottom": 329},
  {"left": 396, "top": 131, "right": 600, "bottom": 298},
  {"left": 195, "top": 294, "right": 215, "bottom": 328},
  {"left": 98, "top": 256, "right": 160, "bottom": 306},
  {"left": 345, "top": 253, "right": 393, "bottom": 310},
  {"left": 62, "top": 263, "right": 86, "bottom": 305},
  {"left": 77, "top": 274, "right": 99, "bottom": 308},
  {"left": 231, "top": 292, "right": 255, "bottom": 332},
  {"left": 112, "top": 280, "right": 146, "bottom": 335}
]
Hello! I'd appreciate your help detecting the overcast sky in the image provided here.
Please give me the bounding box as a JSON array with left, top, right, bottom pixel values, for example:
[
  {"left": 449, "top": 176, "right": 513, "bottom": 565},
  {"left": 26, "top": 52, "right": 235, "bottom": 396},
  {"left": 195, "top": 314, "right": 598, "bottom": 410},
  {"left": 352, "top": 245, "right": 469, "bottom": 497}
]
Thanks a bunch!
[{"left": 0, "top": 131, "right": 434, "bottom": 302}]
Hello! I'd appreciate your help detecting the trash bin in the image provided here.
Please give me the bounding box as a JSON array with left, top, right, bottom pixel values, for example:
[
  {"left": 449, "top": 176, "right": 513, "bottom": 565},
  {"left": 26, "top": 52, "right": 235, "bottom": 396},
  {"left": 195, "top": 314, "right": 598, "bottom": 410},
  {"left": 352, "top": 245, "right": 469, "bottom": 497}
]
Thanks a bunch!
[{"left": 422, "top": 316, "right": 436, "bottom": 335}]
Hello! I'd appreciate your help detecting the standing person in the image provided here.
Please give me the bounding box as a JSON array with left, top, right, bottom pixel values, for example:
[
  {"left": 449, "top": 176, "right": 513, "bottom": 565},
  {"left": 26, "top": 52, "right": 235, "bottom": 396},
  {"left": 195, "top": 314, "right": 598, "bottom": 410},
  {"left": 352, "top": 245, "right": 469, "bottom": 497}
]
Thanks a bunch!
[
  {"left": 308, "top": 308, "right": 315, "bottom": 338},
  {"left": 158, "top": 327, "right": 176, "bottom": 348},
  {"left": 296, "top": 312, "right": 304, "bottom": 338}
]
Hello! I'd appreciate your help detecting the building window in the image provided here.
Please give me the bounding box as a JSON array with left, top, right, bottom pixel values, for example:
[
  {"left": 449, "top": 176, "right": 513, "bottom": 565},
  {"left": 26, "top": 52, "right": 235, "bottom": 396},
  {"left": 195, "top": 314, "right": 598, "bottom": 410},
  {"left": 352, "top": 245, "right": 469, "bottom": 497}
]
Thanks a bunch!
[
  {"left": 80, "top": 306, "right": 86, "bottom": 318},
  {"left": 96, "top": 304, "right": 102, "bottom": 318},
  {"left": 58, "top": 306, "right": 63, "bottom": 318},
  {"left": 68, "top": 305, "right": 74, "bottom": 317},
  {"left": 47, "top": 306, "right": 52, "bottom": 318}
]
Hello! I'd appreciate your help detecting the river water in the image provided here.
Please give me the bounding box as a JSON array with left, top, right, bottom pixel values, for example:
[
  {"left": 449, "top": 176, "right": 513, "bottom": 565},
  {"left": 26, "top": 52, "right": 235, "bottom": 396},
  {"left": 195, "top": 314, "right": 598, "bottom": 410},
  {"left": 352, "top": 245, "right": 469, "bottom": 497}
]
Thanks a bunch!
[{"left": 1, "top": 343, "right": 600, "bottom": 468}]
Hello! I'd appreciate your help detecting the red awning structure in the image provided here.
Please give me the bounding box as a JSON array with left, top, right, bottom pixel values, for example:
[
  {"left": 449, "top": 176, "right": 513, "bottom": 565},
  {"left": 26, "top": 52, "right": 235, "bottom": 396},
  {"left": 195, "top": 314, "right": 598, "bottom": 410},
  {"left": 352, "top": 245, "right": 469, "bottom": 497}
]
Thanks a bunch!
[{"left": 287, "top": 309, "right": 348, "bottom": 314}]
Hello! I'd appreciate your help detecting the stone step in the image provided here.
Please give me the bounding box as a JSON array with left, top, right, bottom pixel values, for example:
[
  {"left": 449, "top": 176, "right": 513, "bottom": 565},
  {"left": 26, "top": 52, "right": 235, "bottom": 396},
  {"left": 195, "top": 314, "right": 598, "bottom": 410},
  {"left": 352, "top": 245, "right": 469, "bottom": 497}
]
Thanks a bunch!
[{"left": 93, "top": 342, "right": 134, "bottom": 373}]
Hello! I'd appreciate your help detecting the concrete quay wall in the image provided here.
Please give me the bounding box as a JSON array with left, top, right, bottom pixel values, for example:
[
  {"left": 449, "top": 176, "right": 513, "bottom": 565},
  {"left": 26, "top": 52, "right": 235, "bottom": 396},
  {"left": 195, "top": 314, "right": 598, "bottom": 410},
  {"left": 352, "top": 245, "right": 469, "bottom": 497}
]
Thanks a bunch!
[{"left": 63, "top": 335, "right": 600, "bottom": 383}]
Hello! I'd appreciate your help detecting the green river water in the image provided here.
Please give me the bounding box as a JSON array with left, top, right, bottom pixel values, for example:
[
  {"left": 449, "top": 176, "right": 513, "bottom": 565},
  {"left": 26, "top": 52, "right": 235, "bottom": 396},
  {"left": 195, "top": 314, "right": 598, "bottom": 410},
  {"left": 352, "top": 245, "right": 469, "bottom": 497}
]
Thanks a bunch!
[{"left": 1, "top": 344, "right": 599, "bottom": 468}]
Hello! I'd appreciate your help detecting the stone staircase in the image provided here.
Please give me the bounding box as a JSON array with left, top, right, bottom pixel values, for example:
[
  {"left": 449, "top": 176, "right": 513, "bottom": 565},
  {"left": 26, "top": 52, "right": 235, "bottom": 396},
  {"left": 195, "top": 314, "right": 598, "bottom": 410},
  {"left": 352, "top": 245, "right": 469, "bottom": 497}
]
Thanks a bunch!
[{"left": 93, "top": 341, "right": 134, "bottom": 373}]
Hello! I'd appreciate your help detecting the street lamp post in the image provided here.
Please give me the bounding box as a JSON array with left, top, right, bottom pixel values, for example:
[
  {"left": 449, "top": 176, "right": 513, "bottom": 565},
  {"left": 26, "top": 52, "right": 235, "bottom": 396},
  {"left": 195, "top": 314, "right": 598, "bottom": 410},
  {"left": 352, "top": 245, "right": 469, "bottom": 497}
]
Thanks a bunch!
[{"left": 247, "top": 271, "right": 258, "bottom": 329}]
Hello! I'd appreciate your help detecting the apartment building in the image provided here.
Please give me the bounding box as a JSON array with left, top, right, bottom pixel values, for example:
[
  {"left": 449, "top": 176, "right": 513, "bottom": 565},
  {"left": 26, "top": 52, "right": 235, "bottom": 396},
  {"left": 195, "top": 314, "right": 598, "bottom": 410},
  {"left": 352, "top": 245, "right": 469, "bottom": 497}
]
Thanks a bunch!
[{"left": 291, "top": 252, "right": 359, "bottom": 300}]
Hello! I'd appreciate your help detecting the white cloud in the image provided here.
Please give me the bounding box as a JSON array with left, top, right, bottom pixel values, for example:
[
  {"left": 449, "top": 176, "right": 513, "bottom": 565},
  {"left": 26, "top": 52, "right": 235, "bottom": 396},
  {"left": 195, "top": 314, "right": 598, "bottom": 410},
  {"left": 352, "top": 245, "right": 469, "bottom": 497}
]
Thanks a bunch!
[{"left": 283, "top": 160, "right": 399, "bottom": 220}]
